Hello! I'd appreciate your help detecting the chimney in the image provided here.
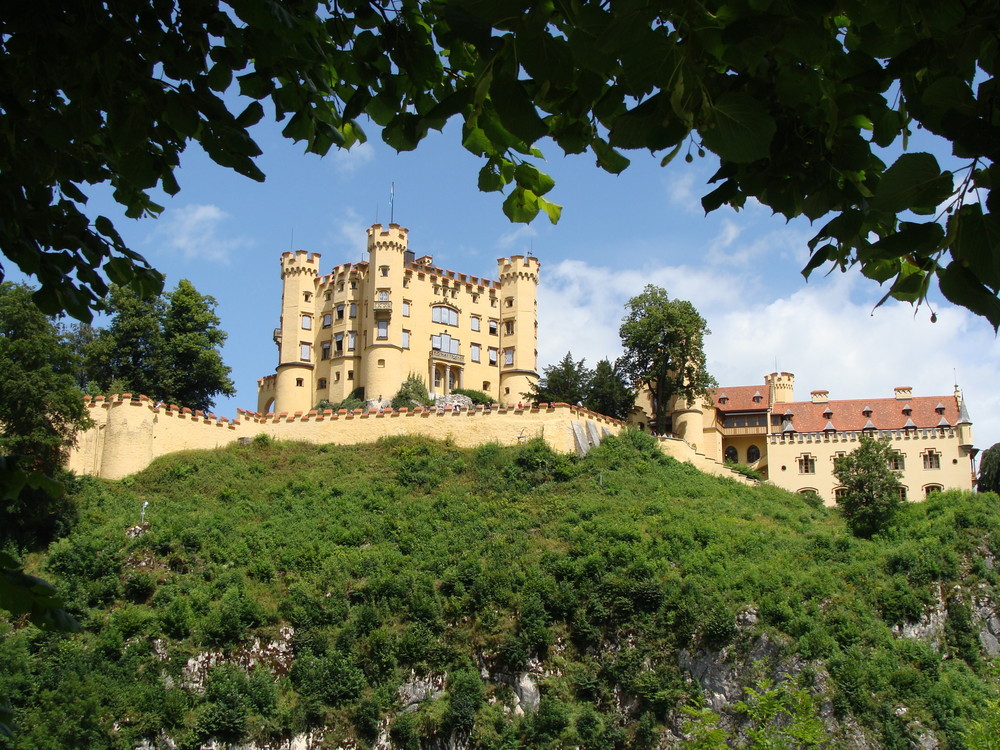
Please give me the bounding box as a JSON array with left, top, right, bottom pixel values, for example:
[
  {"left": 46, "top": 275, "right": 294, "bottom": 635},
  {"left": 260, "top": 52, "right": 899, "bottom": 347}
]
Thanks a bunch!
[
  {"left": 894, "top": 386, "right": 912, "bottom": 400},
  {"left": 810, "top": 390, "right": 829, "bottom": 404}
]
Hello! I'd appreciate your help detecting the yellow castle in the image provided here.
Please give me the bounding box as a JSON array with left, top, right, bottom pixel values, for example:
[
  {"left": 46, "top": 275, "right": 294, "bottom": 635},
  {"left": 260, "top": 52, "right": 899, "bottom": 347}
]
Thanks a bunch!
[
  {"left": 257, "top": 224, "right": 540, "bottom": 414},
  {"left": 633, "top": 372, "right": 976, "bottom": 504}
]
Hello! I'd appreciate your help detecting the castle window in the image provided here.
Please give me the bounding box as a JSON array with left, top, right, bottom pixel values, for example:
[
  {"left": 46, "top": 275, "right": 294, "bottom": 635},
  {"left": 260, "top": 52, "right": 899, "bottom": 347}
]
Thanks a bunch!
[
  {"left": 448, "top": 369, "right": 457, "bottom": 389},
  {"left": 336, "top": 304, "right": 345, "bottom": 320},
  {"left": 898, "top": 486, "right": 908, "bottom": 501},
  {"left": 378, "top": 359, "right": 385, "bottom": 368},
  {"left": 296, "top": 378, "right": 304, "bottom": 387},
  {"left": 490, "top": 298, "right": 497, "bottom": 307},
  {"left": 725, "top": 446, "right": 738, "bottom": 463},
  {"left": 488, "top": 348, "right": 498, "bottom": 365},
  {"left": 321, "top": 342, "right": 331, "bottom": 360},
  {"left": 472, "top": 294, "right": 479, "bottom": 303},
  {"left": 924, "top": 484, "right": 943, "bottom": 497},
  {"left": 376, "top": 320, "right": 388, "bottom": 339},
  {"left": 338, "top": 281, "right": 344, "bottom": 292},
  {"left": 347, "top": 370, "right": 354, "bottom": 380},
  {"left": 471, "top": 316, "right": 480, "bottom": 332},
  {"left": 317, "top": 378, "right": 328, "bottom": 390},
  {"left": 432, "top": 333, "right": 460, "bottom": 354},
  {"left": 432, "top": 306, "right": 459, "bottom": 326},
  {"left": 505, "top": 297, "right": 514, "bottom": 308},
  {"left": 747, "top": 445, "right": 761, "bottom": 463},
  {"left": 922, "top": 450, "right": 941, "bottom": 470},
  {"left": 504, "top": 347, "right": 514, "bottom": 366},
  {"left": 351, "top": 281, "right": 357, "bottom": 290},
  {"left": 797, "top": 454, "right": 816, "bottom": 474},
  {"left": 380, "top": 265, "right": 389, "bottom": 277},
  {"left": 488, "top": 320, "right": 498, "bottom": 335},
  {"left": 349, "top": 303, "right": 357, "bottom": 318},
  {"left": 348, "top": 331, "right": 356, "bottom": 351},
  {"left": 403, "top": 277, "right": 410, "bottom": 288},
  {"left": 300, "top": 343, "right": 311, "bottom": 362},
  {"left": 471, "top": 343, "right": 481, "bottom": 362},
  {"left": 834, "top": 487, "right": 847, "bottom": 502},
  {"left": 322, "top": 314, "right": 332, "bottom": 329},
  {"left": 377, "top": 289, "right": 389, "bottom": 302},
  {"left": 402, "top": 301, "right": 410, "bottom": 317},
  {"left": 402, "top": 330, "right": 410, "bottom": 349},
  {"left": 325, "top": 291, "right": 331, "bottom": 301},
  {"left": 888, "top": 452, "right": 905, "bottom": 471},
  {"left": 334, "top": 372, "right": 341, "bottom": 383},
  {"left": 303, "top": 292, "right": 312, "bottom": 302},
  {"left": 433, "top": 368, "right": 442, "bottom": 388},
  {"left": 504, "top": 320, "right": 514, "bottom": 335},
  {"left": 335, "top": 333, "right": 344, "bottom": 353},
  {"left": 483, "top": 381, "right": 490, "bottom": 392},
  {"left": 301, "top": 315, "right": 312, "bottom": 330}
]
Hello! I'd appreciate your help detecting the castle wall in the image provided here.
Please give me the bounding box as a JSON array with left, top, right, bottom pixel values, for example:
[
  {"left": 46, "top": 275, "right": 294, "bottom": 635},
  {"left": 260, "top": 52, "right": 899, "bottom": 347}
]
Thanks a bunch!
[{"left": 67, "top": 396, "right": 753, "bottom": 485}]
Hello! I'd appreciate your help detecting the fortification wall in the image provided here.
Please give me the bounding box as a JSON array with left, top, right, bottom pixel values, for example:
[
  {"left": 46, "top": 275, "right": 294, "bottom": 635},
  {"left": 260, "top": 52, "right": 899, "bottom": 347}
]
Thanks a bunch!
[{"left": 68, "top": 396, "right": 752, "bottom": 484}]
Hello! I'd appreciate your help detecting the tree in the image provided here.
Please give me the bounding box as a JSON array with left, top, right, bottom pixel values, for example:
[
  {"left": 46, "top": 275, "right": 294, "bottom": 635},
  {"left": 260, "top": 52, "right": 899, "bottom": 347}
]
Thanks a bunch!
[
  {"left": 85, "top": 280, "right": 234, "bottom": 411},
  {"left": 617, "top": 286, "right": 716, "bottom": 434},
  {"left": 1, "top": 1, "right": 998, "bottom": 327},
  {"left": 585, "top": 359, "right": 634, "bottom": 421},
  {"left": 160, "top": 280, "right": 235, "bottom": 411},
  {"left": 833, "top": 435, "right": 904, "bottom": 538},
  {"left": 0, "top": 284, "right": 90, "bottom": 544},
  {"left": 525, "top": 351, "right": 592, "bottom": 405},
  {"left": 978, "top": 443, "right": 1000, "bottom": 495}
]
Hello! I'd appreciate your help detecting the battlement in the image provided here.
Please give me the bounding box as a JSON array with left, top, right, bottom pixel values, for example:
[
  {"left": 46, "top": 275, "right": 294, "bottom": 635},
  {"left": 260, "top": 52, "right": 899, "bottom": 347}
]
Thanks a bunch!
[
  {"left": 367, "top": 223, "right": 409, "bottom": 251},
  {"left": 280, "top": 250, "right": 321, "bottom": 277},
  {"left": 497, "top": 255, "right": 540, "bottom": 282}
]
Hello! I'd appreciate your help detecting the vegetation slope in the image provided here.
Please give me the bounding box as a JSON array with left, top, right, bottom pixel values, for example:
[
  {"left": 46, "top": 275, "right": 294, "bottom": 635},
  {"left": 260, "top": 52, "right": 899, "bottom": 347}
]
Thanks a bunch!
[{"left": 1, "top": 432, "right": 998, "bottom": 749}]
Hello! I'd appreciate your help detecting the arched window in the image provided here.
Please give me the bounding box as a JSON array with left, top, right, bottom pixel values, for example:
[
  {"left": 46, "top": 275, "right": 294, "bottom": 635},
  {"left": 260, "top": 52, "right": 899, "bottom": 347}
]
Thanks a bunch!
[
  {"left": 724, "top": 446, "right": 738, "bottom": 463},
  {"left": 924, "top": 484, "right": 943, "bottom": 498},
  {"left": 432, "top": 306, "right": 459, "bottom": 326},
  {"left": 747, "top": 444, "right": 761, "bottom": 463}
]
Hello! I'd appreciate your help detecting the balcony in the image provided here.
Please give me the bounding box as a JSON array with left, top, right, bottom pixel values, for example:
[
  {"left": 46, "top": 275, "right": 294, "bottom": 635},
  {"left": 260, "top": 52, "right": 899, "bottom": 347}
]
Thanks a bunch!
[
  {"left": 431, "top": 350, "right": 465, "bottom": 364},
  {"left": 717, "top": 424, "right": 768, "bottom": 437},
  {"left": 373, "top": 300, "right": 392, "bottom": 314}
]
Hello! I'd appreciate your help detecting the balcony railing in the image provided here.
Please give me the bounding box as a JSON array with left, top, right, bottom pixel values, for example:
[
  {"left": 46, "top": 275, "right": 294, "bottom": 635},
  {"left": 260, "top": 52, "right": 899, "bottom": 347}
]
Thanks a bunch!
[
  {"left": 373, "top": 300, "right": 392, "bottom": 313},
  {"left": 431, "top": 350, "right": 465, "bottom": 363},
  {"left": 718, "top": 424, "right": 768, "bottom": 437}
]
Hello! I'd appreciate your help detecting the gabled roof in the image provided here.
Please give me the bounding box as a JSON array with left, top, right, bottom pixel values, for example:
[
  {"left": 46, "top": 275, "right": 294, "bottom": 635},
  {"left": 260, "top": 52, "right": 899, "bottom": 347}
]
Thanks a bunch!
[
  {"left": 778, "top": 395, "right": 962, "bottom": 433},
  {"left": 710, "top": 384, "right": 770, "bottom": 412}
]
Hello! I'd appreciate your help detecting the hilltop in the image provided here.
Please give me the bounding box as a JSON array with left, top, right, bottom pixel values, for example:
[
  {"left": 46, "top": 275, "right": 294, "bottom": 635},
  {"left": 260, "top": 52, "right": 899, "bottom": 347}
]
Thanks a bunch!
[{"left": 1, "top": 432, "right": 998, "bottom": 749}]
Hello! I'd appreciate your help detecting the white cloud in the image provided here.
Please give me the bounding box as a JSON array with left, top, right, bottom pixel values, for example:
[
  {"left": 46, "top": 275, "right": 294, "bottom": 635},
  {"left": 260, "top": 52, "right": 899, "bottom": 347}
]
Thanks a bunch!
[
  {"left": 664, "top": 170, "right": 700, "bottom": 213},
  {"left": 496, "top": 224, "right": 538, "bottom": 250},
  {"left": 328, "top": 142, "right": 375, "bottom": 175},
  {"left": 538, "top": 257, "right": 1000, "bottom": 450},
  {"left": 151, "top": 204, "right": 249, "bottom": 263}
]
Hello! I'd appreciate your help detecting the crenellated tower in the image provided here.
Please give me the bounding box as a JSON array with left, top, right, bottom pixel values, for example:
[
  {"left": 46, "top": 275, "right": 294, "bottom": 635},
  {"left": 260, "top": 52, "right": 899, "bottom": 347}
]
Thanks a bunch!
[
  {"left": 496, "top": 254, "right": 540, "bottom": 402},
  {"left": 272, "top": 250, "right": 321, "bottom": 414},
  {"left": 362, "top": 224, "right": 409, "bottom": 400}
]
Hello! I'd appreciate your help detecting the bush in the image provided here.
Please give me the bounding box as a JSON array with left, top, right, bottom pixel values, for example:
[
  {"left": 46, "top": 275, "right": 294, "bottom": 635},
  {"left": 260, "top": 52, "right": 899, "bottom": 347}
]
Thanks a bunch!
[
  {"left": 392, "top": 374, "right": 432, "bottom": 409},
  {"left": 450, "top": 387, "right": 493, "bottom": 405}
]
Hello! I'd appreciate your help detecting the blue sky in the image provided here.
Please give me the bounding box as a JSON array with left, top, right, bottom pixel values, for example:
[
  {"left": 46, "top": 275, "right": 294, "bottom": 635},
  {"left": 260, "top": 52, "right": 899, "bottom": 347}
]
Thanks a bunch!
[{"left": 22, "top": 115, "right": 1000, "bottom": 455}]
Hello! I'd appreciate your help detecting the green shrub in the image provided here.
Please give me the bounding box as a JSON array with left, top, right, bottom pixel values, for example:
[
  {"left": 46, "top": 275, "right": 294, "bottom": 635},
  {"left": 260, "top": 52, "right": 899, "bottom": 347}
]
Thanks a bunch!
[
  {"left": 392, "top": 374, "right": 432, "bottom": 409},
  {"left": 451, "top": 387, "right": 493, "bottom": 405}
]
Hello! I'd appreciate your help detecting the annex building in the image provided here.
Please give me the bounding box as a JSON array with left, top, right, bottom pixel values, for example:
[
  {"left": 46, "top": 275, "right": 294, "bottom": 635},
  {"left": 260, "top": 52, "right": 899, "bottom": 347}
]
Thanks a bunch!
[
  {"left": 257, "top": 224, "right": 539, "bottom": 415},
  {"left": 633, "top": 372, "right": 976, "bottom": 505}
]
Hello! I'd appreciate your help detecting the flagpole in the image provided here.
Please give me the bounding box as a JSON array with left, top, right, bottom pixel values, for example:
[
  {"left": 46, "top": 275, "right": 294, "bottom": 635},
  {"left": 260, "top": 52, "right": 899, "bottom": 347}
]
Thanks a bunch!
[{"left": 389, "top": 182, "right": 395, "bottom": 225}]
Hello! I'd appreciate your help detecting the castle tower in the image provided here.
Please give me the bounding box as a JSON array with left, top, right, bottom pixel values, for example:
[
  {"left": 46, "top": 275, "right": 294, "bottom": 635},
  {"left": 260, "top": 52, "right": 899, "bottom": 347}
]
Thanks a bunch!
[
  {"left": 271, "top": 250, "right": 321, "bottom": 414},
  {"left": 361, "top": 224, "right": 409, "bottom": 401},
  {"left": 496, "top": 255, "right": 540, "bottom": 403},
  {"left": 765, "top": 372, "right": 795, "bottom": 404}
]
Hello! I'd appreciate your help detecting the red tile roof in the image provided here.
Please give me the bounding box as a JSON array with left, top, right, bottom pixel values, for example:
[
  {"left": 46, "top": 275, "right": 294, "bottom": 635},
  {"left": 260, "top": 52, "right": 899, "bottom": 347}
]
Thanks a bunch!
[
  {"left": 777, "top": 395, "right": 960, "bottom": 433},
  {"left": 711, "top": 384, "right": 770, "bottom": 412}
]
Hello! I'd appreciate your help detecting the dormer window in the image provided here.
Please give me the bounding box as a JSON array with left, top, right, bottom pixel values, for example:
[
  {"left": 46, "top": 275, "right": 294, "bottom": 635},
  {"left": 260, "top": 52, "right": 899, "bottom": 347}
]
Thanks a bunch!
[
  {"left": 862, "top": 405, "right": 873, "bottom": 417},
  {"left": 752, "top": 391, "right": 762, "bottom": 403},
  {"left": 718, "top": 393, "right": 728, "bottom": 405},
  {"left": 823, "top": 407, "right": 833, "bottom": 418},
  {"left": 935, "top": 402, "right": 946, "bottom": 415},
  {"left": 902, "top": 405, "right": 912, "bottom": 415}
]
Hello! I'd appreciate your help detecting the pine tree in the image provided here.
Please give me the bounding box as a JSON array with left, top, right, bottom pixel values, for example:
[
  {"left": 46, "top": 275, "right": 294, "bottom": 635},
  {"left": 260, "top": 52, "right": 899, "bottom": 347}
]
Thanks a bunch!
[
  {"left": 978, "top": 443, "right": 1000, "bottom": 495},
  {"left": 585, "top": 359, "right": 634, "bottom": 420},
  {"left": 525, "top": 352, "right": 592, "bottom": 405}
]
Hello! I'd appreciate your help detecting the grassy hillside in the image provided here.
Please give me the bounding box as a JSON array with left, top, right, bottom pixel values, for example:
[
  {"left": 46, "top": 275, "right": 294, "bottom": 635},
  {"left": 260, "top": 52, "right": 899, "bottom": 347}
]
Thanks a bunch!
[{"left": 1, "top": 432, "right": 998, "bottom": 749}]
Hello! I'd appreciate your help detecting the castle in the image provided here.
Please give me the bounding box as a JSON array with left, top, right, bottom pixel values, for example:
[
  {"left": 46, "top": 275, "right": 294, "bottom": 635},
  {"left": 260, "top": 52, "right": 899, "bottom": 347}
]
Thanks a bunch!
[
  {"left": 632, "top": 372, "right": 976, "bottom": 504},
  {"left": 256, "top": 224, "right": 539, "bottom": 414}
]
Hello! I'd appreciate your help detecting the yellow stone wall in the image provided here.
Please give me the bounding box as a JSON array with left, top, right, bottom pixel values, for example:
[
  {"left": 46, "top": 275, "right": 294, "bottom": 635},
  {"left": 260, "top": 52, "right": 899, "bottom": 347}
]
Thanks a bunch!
[
  {"left": 258, "top": 224, "right": 540, "bottom": 414},
  {"left": 67, "top": 395, "right": 754, "bottom": 485}
]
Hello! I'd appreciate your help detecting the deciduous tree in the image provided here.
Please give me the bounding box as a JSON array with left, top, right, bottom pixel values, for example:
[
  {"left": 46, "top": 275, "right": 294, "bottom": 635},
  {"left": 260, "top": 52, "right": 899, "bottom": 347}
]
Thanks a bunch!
[
  {"left": 833, "top": 435, "right": 904, "bottom": 538},
  {"left": 617, "top": 286, "right": 716, "bottom": 434},
  {"left": 977, "top": 443, "right": 1000, "bottom": 496},
  {"left": 1, "top": 1, "right": 997, "bottom": 326}
]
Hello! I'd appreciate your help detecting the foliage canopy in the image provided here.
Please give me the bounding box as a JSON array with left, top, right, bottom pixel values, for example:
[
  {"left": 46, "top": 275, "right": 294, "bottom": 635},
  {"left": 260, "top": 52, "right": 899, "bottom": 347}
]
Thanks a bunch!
[
  {"left": 978, "top": 442, "right": 1000, "bottom": 496},
  {"left": 2, "top": 0, "right": 998, "bottom": 326},
  {"left": 618, "top": 286, "right": 716, "bottom": 433},
  {"left": 833, "top": 435, "right": 905, "bottom": 538}
]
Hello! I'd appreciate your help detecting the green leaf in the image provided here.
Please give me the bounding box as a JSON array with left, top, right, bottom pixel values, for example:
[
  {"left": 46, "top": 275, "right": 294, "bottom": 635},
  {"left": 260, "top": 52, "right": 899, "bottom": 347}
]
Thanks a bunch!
[
  {"left": 949, "top": 204, "right": 1000, "bottom": 289},
  {"left": 591, "top": 139, "right": 630, "bottom": 174},
  {"left": 867, "top": 222, "right": 945, "bottom": 261},
  {"left": 537, "top": 196, "right": 562, "bottom": 224},
  {"left": 938, "top": 262, "right": 1000, "bottom": 330},
  {"left": 478, "top": 164, "right": 504, "bottom": 192},
  {"left": 513, "top": 163, "right": 555, "bottom": 196},
  {"left": 489, "top": 74, "right": 548, "bottom": 145},
  {"left": 700, "top": 92, "right": 776, "bottom": 163},
  {"left": 871, "top": 153, "right": 953, "bottom": 214},
  {"left": 701, "top": 180, "right": 738, "bottom": 213},
  {"left": 801, "top": 244, "right": 833, "bottom": 279},
  {"left": 502, "top": 187, "right": 540, "bottom": 223},
  {"left": 462, "top": 125, "right": 492, "bottom": 156}
]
